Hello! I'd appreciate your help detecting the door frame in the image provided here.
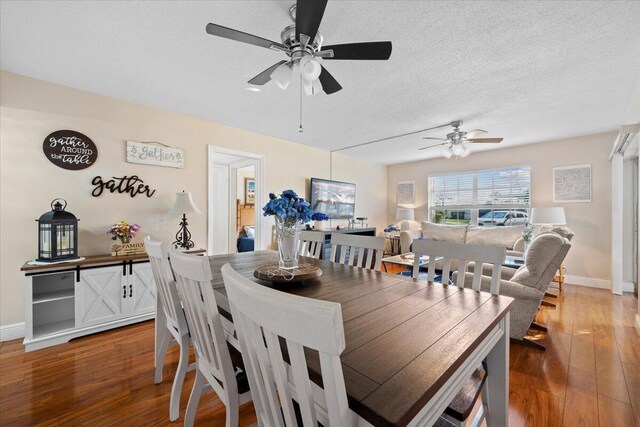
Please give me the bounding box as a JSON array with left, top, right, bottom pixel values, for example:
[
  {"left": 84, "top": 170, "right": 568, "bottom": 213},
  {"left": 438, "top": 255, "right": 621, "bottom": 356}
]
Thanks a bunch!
[{"left": 207, "top": 146, "right": 264, "bottom": 254}]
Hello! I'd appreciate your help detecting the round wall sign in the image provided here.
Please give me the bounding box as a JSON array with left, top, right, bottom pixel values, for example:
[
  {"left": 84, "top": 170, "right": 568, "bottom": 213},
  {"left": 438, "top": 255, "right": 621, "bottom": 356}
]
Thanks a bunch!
[{"left": 43, "top": 130, "right": 98, "bottom": 170}]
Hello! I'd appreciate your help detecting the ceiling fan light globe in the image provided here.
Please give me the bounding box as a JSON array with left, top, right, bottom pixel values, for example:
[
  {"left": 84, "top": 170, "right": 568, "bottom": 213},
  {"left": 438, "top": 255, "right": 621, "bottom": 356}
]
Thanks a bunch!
[
  {"left": 452, "top": 145, "right": 465, "bottom": 156},
  {"left": 303, "top": 78, "right": 323, "bottom": 96},
  {"left": 270, "top": 62, "right": 292, "bottom": 90},
  {"left": 461, "top": 147, "right": 471, "bottom": 157},
  {"left": 443, "top": 147, "right": 453, "bottom": 159},
  {"left": 300, "top": 57, "right": 321, "bottom": 81}
]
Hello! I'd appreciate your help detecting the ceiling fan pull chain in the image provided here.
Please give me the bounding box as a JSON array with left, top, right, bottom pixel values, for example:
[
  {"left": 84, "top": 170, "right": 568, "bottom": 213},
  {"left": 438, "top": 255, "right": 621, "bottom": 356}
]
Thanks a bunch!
[{"left": 298, "top": 74, "right": 304, "bottom": 133}]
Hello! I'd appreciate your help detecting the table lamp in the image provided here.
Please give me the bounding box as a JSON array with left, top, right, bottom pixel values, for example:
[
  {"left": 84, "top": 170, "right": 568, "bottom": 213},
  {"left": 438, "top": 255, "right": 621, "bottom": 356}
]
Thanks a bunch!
[
  {"left": 530, "top": 207, "right": 566, "bottom": 232},
  {"left": 168, "top": 191, "right": 201, "bottom": 250},
  {"left": 396, "top": 207, "right": 415, "bottom": 231}
]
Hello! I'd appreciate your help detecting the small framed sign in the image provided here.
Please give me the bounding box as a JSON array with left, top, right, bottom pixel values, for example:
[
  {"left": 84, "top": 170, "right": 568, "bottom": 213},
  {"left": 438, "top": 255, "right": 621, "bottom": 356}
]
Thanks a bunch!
[
  {"left": 245, "top": 178, "right": 256, "bottom": 205},
  {"left": 111, "top": 242, "right": 146, "bottom": 257},
  {"left": 43, "top": 130, "right": 98, "bottom": 170},
  {"left": 126, "top": 140, "right": 184, "bottom": 168}
]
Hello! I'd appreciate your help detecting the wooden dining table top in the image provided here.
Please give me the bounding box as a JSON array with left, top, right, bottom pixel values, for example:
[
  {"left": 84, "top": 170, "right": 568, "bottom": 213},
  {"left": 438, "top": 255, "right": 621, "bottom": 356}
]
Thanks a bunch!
[{"left": 208, "top": 250, "right": 514, "bottom": 427}]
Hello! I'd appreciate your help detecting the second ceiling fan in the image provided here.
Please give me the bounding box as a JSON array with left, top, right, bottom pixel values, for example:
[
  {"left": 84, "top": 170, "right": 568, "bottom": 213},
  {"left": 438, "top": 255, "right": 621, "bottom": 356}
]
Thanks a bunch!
[
  {"left": 419, "top": 121, "right": 504, "bottom": 158},
  {"left": 205, "top": 0, "right": 392, "bottom": 95}
]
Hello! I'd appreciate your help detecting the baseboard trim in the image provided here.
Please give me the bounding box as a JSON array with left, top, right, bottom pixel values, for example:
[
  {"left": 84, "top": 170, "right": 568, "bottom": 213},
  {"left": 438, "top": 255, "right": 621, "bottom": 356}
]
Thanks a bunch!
[
  {"left": 0, "top": 322, "right": 25, "bottom": 342},
  {"left": 564, "top": 275, "right": 611, "bottom": 290},
  {"left": 622, "top": 281, "right": 635, "bottom": 293}
]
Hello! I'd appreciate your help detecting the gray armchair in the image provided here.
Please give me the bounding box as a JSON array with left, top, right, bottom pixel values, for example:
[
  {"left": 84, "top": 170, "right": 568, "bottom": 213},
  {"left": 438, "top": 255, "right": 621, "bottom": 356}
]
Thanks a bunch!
[
  {"left": 470, "top": 226, "right": 574, "bottom": 280},
  {"left": 454, "top": 232, "right": 571, "bottom": 348}
]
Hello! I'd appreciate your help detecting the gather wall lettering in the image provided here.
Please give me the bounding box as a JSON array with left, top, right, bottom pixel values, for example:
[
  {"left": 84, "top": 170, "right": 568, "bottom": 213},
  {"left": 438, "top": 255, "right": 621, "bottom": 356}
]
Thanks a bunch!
[{"left": 91, "top": 175, "right": 156, "bottom": 198}]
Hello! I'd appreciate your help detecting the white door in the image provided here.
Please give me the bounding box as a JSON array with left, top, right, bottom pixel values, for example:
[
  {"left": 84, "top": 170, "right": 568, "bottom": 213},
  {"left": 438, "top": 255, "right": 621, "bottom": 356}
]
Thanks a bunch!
[
  {"left": 77, "top": 265, "right": 126, "bottom": 327},
  {"left": 128, "top": 263, "right": 157, "bottom": 316},
  {"left": 210, "top": 164, "right": 230, "bottom": 255}
]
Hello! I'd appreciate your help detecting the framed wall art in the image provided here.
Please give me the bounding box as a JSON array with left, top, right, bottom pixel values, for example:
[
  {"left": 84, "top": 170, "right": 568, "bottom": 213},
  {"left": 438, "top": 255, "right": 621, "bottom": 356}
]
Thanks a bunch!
[
  {"left": 396, "top": 181, "right": 415, "bottom": 207},
  {"left": 553, "top": 164, "right": 592, "bottom": 203},
  {"left": 245, "top": 178, "right": 256, "bottom": 205}
]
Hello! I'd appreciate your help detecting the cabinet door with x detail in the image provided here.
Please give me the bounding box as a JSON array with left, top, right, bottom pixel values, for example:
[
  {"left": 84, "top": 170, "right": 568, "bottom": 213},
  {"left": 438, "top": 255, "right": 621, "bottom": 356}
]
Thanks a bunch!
[{"left": 76, "top": 265, "right": 127, "bottom": 327}]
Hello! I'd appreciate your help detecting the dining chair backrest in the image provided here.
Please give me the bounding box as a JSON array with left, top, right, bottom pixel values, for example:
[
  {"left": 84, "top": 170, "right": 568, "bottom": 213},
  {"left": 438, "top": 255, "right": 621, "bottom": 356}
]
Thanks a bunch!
[
  {"left": 412, "top": 240, "right": 506, "bottom": 295},
  {"left": 144, "top": 238, "right": 188, "bottom": 335},
  {"left": 298, "top": 230, "right": 324, "bottom": 259},
  {"left": 329, "top": 233, "right": 386, "bottom": 270},
  {"left": 221, "top": 263, "right": 351, "bottom": 427},
  {"left": 168, "top": 250, "right": 238, "bottom": 398}
]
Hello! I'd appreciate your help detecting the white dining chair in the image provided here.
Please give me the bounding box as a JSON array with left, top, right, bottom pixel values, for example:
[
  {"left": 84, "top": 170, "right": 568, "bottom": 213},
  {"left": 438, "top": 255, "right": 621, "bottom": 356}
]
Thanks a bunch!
[
  {"left": 411, "top": 239, "right": 505, "bottom": 427},
  {"left": 221, "top": 263, "right": 353, "bottom": 426},
  {"left": 329, "top": 233, "right": 386, "bottom": 270},
  {"left": 145, "top": 238, "right": 193, "bottom": 422},
  {"left": 298, "top": 230, "right": 324, "bottom": 259},
  {"left": 411, "top": 239, "right": 505, "bottom": 294},
  {"left": 169, "top": 250, "right": 252, "bottom": 427}
]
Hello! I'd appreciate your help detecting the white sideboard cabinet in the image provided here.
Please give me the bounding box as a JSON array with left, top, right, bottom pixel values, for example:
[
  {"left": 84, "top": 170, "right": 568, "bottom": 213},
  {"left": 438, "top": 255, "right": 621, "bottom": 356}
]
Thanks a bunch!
[{"left": 21, "top": 254, "right": 157, "bottom": 352}]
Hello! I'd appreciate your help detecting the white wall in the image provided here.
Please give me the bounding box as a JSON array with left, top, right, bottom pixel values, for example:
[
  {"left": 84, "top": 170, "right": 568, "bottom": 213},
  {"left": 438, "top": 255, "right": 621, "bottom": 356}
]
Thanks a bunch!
[
  {"left": 387, "top": 132, "right": 615, "bottom": 283},
  {"left": 0, "top": 71, "right": 388, "bottom": 327}
]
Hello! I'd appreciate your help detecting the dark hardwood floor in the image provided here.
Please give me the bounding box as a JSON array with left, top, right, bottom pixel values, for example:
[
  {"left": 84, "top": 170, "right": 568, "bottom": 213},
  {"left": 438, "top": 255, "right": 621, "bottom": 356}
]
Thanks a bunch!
[{"left": 0, "top": 279, "right": 638, "bottom": 426}]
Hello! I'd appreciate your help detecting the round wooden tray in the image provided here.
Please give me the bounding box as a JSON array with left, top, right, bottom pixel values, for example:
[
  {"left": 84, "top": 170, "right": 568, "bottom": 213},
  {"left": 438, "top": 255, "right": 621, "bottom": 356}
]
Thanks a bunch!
[{"left": 254, "top": 262, "right": 322, "bottom": 283}]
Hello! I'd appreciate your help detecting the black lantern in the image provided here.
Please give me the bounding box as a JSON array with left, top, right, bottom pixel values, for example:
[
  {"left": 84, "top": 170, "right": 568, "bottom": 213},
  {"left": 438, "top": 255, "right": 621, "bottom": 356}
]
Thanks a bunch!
[{"left": 36, "top": 199, "right": 79, "bottom": 262}]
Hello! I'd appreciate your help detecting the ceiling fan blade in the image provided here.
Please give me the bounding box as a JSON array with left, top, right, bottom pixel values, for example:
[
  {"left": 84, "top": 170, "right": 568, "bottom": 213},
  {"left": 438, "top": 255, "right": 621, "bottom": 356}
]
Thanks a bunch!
[
  {"left": 468, "top": 138, "right": 503, "bottom": 143},
  {"left": 247, "top": 60, "right": 288, "bottom": 85},
  {"left": 206, "top": 23, "right": 288, "bottom": 52},
  {"left": 421, "top": 136, "right": 447, "bottom": 140},
  {"left": 419, "top": 142, "right": 448, "bottom": 151},
  {"left": 319, "top": 41, "right": 392, "bottom": 60},
  {"left": 318, "top": 65, "right": 342, "bottom": 94},
  {"left": 465, "top": 129, "right": 487, "bottom": 139},
  {"left": 296, "top": 0, "right": 327, "bottom": 47}
]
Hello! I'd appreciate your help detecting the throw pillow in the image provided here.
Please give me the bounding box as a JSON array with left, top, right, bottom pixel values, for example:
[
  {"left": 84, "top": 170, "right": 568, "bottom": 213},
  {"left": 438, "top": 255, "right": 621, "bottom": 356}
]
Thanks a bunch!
[{"left": 243, "top": 226, "right": 255, "bottom": 238}]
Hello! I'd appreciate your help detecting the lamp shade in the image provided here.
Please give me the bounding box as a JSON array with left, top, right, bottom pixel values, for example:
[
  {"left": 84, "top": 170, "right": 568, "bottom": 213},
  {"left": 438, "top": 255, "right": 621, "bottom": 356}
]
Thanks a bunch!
[
  {"left": 530, "top": 207, "right": 566, "bottom": 225},
  {"left": 168, "top": 191, "right": 201, "bottom": 215},
  {"left": 396, "top": 207, "right": 415, "bottom": 221}
]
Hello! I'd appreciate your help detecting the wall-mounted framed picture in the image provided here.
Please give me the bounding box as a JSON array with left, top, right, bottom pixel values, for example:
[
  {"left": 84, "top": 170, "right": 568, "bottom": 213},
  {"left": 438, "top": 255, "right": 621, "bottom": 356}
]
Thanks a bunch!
[
  {"left": 396, "top": 181, "right": 415, "bottom": 207},
  {"left": 245, "top": 178, "right": 256, "bottom": 205},
  {"left": 553, "top": 164, "right": 592, "bottom": 203}
]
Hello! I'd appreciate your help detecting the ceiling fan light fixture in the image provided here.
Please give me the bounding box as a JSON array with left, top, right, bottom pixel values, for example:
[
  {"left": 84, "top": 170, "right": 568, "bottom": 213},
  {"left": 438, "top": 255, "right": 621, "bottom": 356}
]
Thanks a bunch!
[
  {"left": 443, "top": 147, "right": 453, "bottom": 159},
  {"left": 461, "top": 146, "right": 470, "bottom": 157},
  {"left": 303, "top": 78, "right": 323, "bottom": 96},
  {"left": 270, "top": 62, "right": 292, "bottom": 90},
  {"left": 452, "top": 144, "right": 465, "bottom": 157},
  {"left": 300, "top": 56, "right": 322, "bottom": 81}
]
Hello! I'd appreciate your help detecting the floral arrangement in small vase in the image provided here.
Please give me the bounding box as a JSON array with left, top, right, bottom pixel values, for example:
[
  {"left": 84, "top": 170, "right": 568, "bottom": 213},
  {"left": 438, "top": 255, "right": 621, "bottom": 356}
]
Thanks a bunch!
[
  {"left": 522, "top": 223, "right": 535, "bottom": 254},
  {"left": 263, "top": 190, "right": 313, "bottom": 269},
  {"left": 311, "top": 212, "right": 329, "bottom": 231},
  {"left": 384, "top": 224, "right": 399, "bottom": 237},
  {"left": 107, "top": 221, "right": 141, "bottom": 244}
]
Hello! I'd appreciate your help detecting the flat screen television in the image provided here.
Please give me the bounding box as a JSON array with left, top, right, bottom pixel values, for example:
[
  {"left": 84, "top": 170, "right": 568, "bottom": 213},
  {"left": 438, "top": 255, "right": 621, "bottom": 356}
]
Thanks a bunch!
[{"left": 310, "top": 178, "right": 356, "bottom": 219}]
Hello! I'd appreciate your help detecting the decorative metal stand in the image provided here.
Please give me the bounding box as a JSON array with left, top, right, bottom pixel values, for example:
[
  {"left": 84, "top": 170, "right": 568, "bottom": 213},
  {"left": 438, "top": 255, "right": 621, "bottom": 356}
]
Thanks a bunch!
[{"left": 173, "top": 214, "right": 195, "bottom": 249}]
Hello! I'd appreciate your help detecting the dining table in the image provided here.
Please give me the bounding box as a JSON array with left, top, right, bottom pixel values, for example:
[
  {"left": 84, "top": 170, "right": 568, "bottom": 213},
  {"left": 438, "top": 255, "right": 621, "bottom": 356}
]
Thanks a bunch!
[{"left": 156, "top": 250, "right": 514, "bottom": 427}]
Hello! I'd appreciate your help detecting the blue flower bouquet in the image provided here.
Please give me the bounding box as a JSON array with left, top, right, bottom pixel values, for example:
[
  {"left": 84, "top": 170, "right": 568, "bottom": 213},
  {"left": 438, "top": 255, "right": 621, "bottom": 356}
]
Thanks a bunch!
[{"left": 263, "top": 190, "right": 313, "bottom": 269}]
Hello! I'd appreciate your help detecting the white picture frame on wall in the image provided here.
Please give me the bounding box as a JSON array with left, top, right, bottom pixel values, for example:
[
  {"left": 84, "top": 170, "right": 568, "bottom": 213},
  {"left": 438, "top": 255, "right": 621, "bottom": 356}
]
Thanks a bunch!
[
  {"left": 396, "top": 181, "right": 415, "bottom": 207},
  {"left": 553, "top": 164, "right": 592, "bottom": 203}
]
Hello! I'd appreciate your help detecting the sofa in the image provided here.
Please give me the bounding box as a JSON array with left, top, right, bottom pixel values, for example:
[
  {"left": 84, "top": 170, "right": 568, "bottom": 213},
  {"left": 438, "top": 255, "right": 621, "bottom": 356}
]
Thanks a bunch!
[{"left": 400, "top": 222, "right": 525, "bottom": 271}]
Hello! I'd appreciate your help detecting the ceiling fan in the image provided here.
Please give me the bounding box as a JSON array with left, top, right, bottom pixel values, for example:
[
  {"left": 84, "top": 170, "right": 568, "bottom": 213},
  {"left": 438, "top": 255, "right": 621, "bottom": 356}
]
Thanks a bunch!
[
  {"left": 205, "top": 0, "right": 392, "bottom": 96},
  {"left": 419, "top": 121, "right": 503, "bottom": 158}
]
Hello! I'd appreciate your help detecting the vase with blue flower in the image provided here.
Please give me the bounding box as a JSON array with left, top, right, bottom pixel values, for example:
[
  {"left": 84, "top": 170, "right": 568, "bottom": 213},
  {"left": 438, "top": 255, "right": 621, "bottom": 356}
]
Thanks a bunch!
[
  {"left": 312, "top": 212, "right": 329, "bottom": 231},
  {"left": 263, "top": 190, "right": 313, "bottom": 269}
]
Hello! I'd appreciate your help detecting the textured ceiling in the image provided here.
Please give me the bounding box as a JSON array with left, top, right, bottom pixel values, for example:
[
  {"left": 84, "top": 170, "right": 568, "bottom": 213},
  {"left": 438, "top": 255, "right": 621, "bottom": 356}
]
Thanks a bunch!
[{"left": 1, "top": 1, "right": 639, "bottom": 164}]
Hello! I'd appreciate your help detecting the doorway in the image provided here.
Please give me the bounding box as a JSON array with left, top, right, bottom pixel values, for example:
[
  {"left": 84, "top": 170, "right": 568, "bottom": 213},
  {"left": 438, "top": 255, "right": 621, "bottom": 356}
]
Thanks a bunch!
[{"left": 207, "top": 146, "right": 264, "bottom": 255}]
